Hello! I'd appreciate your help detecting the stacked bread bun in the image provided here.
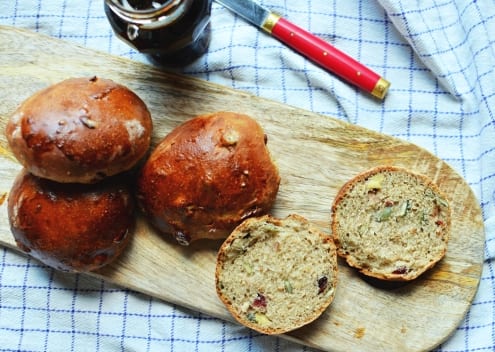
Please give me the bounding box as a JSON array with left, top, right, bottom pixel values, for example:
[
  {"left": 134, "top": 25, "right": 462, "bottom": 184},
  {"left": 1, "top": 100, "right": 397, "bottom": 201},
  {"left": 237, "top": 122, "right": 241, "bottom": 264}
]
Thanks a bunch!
[
  {"left": 6, "top": 76, "right": 152, "bottom": 184},
  {"left": 8, "top": 170, "right": 135, "bottom": 272},
  {"left": 6, "top": 77, "right": 152, "bottom": 272}
]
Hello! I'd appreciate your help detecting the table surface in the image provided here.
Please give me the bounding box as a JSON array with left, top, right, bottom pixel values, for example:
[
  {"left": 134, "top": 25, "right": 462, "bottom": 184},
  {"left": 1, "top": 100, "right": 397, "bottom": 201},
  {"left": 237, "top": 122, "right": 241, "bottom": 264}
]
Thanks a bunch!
[{"left": 0, "top": 1, "right": 494, "bottom": 352}]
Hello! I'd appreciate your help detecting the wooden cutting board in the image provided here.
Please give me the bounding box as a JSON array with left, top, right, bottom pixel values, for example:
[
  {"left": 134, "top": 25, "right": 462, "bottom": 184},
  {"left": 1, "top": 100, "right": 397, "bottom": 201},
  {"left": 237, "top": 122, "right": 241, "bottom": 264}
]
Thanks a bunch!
[{"left": 0, "top": 26, "right": 485, "bottom": 352}]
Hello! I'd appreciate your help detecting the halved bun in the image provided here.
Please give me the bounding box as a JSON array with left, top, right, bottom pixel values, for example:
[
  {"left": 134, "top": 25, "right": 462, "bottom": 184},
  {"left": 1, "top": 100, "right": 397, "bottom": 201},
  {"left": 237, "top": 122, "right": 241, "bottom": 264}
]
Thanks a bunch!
[
  {"left": 216, "top": 214, "right": 338, "bottom": 334},
  {"left": 331, "top": 166, "right": 451, "bottom": 281}
]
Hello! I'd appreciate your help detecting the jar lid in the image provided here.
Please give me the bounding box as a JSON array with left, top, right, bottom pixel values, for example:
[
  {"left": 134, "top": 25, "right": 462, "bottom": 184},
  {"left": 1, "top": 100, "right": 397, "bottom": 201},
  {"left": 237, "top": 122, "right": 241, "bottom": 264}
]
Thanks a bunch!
[{"left": 106, "top": 0, "right": 193, "bottom": 29}]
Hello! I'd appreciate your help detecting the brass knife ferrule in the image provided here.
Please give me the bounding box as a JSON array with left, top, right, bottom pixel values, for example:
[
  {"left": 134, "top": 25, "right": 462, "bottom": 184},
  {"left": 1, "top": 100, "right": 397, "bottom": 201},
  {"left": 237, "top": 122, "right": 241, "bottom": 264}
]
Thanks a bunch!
[{"left": 261, "top": 12, "right": 281, "bottom": 33}]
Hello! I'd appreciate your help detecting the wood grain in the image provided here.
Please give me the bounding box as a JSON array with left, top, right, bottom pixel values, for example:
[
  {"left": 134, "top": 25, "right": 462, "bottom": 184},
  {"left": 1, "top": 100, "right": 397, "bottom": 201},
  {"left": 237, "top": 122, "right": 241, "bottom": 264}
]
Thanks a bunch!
[{"left": 0, "top": 26, "right": 485, "bottom": 352}]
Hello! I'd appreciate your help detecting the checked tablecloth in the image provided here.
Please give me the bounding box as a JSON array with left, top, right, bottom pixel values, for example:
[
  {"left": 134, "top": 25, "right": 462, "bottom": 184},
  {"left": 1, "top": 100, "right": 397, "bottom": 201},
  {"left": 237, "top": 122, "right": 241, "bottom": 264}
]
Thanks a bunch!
[{"left": 1, "top": 1, "right": 494, "bottom": 351}]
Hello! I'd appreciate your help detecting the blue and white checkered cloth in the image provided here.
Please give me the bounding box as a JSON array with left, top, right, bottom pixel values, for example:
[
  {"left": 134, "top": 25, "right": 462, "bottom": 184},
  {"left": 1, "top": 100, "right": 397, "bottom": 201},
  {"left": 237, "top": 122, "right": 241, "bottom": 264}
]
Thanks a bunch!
[{"left": 1, "top": 1, "right": 494, "bottom": 351}]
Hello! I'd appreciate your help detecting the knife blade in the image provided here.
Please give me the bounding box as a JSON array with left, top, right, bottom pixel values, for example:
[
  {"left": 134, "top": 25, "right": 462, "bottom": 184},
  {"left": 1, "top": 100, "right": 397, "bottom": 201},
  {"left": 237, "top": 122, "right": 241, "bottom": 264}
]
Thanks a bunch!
[{"left": 215, "top": 0, "right": 390, "bottom": 99}]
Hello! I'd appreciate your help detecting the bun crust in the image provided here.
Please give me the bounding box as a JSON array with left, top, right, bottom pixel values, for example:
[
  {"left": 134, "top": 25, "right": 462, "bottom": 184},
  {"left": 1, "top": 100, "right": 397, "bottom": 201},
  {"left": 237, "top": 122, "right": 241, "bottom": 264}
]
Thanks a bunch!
[
  {"left": 215, "top": 214, "right": 338, "bottom": 335},
  {"left": 331, "top": 166, "right": 451, "bottom": 281},
  {"left": 6, "top": 77, "right": 152, "bottom": 183},
  {"left": 7, "top": 169, "right": 135, "bottom": 272},
  {"left": 137, "top": 112, "right": 280, "bottom": 245}
]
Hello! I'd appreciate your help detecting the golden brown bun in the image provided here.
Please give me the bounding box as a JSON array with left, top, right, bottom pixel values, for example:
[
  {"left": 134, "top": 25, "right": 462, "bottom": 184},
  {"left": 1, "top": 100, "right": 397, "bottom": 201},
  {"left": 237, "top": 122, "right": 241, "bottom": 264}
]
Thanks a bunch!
[
  {"left": 7, "top": 169, "right": 135, "bottom": 272},
  {"left": 5, "top": 77, "right": 152, "bottom": 183},
  {"left": 137, "top": 112, "right": 280, "bottom": 245}
]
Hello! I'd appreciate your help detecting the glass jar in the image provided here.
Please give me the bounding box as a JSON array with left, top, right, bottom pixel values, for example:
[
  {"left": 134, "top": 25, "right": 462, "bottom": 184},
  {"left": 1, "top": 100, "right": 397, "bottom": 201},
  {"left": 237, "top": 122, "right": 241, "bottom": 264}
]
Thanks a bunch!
[{"left": 104, "top": 0, "right": 212, "bottom": 66}]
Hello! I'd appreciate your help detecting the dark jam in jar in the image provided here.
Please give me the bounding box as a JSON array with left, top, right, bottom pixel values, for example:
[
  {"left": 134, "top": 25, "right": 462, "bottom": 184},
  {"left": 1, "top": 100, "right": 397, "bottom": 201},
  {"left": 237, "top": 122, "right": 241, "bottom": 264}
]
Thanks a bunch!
[{"left": 104, "top": 0, "right": 212, "bottom": 66}]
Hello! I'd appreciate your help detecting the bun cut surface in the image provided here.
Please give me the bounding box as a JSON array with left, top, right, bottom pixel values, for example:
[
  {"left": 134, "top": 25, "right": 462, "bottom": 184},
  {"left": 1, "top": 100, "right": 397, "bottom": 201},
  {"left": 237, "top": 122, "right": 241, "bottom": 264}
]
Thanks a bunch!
[
  {"left": 331, "top": 166, "right": 451, "bottom": 281},
  {"left": 215, "top": 214, "right": 338, "bottom": 335}
]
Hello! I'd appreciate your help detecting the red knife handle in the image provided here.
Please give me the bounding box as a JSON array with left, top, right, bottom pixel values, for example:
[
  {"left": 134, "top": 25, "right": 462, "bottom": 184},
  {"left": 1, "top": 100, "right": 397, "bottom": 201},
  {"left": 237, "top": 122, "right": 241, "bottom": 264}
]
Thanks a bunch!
[{"left": 262, "top": 13, "right": 390, "bottom": 99}]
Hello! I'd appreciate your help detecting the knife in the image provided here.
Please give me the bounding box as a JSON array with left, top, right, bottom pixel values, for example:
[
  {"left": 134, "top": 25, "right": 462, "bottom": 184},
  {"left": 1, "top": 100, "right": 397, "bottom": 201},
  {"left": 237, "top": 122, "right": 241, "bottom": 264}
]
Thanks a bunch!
[{"left": 215, "top": 0, "right": 390, "bottom": 99}]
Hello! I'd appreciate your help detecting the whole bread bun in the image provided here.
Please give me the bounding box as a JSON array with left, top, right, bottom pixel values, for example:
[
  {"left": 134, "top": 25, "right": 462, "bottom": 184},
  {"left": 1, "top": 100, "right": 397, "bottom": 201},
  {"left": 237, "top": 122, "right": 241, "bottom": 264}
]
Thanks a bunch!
[
  {"left": 7, "top": 169, "right": 135, "bottom": 272},
  {"left": 6, "top": 76, "right": 152, "bottom": 183},
  {"left": 137, "top": 112, "right": 280, "bottom": 245},
  {"left": 331, "top": 166, "right": 451, "bottom": 281},
  {"left": 215, "top": 214, "right": 338, "bottom": 335}
]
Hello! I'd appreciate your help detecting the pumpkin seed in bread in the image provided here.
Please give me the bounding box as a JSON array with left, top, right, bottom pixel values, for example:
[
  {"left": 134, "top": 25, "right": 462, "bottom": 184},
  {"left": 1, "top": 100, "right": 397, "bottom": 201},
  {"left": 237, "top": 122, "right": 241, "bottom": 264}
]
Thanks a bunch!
[{"left": 331, "top": 166, "right": 451, "bottom": 281}]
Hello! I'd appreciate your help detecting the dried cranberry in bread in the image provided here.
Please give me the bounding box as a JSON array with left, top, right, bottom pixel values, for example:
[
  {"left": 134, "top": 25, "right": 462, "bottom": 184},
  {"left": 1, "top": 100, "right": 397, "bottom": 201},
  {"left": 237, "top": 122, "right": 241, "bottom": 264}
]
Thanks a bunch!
[
  {"left": 215, "top": 214, "right": 338, "bottom": 335},
  {"left": 6, "top": 77, "right": 152, "bottom": 183},
  {"left": 331, "top": 166, "right": 451, "bottom": 281},
  {"left": 137, "top": 111, "right": 280, "bottom": 245},
  {"left": 7, "top": 169, "right": 135, "bottom": 272}
]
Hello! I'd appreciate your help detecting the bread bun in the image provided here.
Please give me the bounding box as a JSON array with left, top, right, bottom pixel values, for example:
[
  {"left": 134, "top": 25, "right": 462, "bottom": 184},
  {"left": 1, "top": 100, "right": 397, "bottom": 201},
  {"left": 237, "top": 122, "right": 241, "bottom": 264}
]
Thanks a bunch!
[
  {"left": 6, "top": 77, "right": 152, "bottom": 183},
  {"left": 215, "top": 214, "right": 338, "bottom": 335},
  {"left": 137, "top": 112, "right": 280, "bottom": 245},
  {"left": 7, "top": 169, "right": 135, "bottom": 272},
  {"left": 331, "top": 166, "right": 451, "bottom": 281}
]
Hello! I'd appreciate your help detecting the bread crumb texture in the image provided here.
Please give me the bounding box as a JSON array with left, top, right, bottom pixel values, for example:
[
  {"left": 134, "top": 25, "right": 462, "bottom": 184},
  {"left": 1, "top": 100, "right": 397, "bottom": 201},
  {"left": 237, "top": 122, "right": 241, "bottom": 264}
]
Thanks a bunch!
[
  {"left": 216, "top": 214, "right": 337, "bottom": 334},
  {"left": 331, "top": 166, "right": 451, "bottom": 281}
]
